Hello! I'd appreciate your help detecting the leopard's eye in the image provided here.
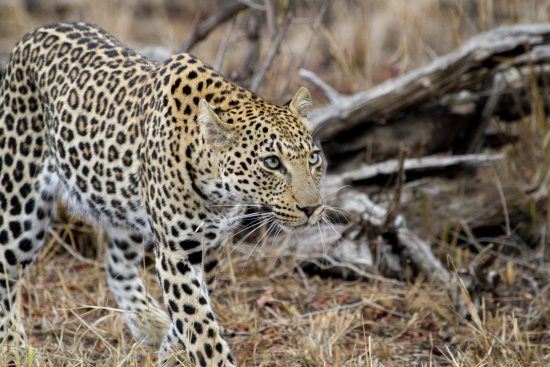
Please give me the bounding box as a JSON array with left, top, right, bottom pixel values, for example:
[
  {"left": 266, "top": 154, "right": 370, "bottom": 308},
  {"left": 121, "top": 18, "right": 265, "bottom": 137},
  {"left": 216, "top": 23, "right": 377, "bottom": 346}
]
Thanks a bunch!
[
  {"left": 263, "top": 156, "right": 281, "bottom": 170},
  {"left": 308, "top": 151, "right": 321, "bottom": 166}
]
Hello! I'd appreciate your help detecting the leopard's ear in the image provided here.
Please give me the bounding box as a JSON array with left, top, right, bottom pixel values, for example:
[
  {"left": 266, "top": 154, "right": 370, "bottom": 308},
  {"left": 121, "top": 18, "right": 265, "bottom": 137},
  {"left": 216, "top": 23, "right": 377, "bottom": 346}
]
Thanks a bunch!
[
  {"left": 288, "top": 87, "right": 312, "bottom": 119},
  {"left": 198, "top": 99, "right": 235, "bottom": 148}
]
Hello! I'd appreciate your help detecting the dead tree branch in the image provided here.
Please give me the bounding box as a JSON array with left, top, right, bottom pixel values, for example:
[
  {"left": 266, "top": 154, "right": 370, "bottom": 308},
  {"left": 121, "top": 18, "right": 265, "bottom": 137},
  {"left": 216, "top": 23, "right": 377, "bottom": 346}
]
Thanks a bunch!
[
  {"left": 248, "top": 5, "right": 293, "bottom": 92},
  {"left": 306, "top": 24, "right": 550, "bottom": 139},
  {"left": 324, "top": 153, "right": 503, "bottom": 188},
  {"left": 382, "top": 148, "right": 408, "bottom": 231},
  {"left": 336, "top": 188, "right": 451, "bottom": 283},
  {"left": 299, "top": 24, "right": 550, "bottom": 167},
  {"left": 179, "top": 0, "right": 247, "bottom": 52},
  {"left": 298, "top": 68, "right": 343, "bottom": 104}
]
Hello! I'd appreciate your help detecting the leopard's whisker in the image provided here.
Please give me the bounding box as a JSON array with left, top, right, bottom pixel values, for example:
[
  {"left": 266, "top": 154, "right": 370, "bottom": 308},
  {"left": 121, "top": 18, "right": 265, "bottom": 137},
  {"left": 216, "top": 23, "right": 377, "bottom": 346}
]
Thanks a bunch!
[
  {"left": 207, "top": 204, "right": 262, "bottom": 208},
  {"left": 207, "top": 203, "right": 275, "bottom": 208},
  {"left": 218, "top": 211, "right": 273, "bottom": 223},
  {"left": 322, "top": 216, "right": 342, "bottom": 240},
  {"left": 321, "top": 184, "right": 351, "bottom": 197},
  {"left": 271, "top": 224, "right": 283, "bottom": 242},
  {"left": 324, "top": 205, "right": 350, "bottom": 216},
  {"left": 231, "top": 221, "right": 273, "bottom": 256},
  {"left": 244, "top": 219, "right": 278, "bottom": 263},
  {"left": 226, "top": 215, "right": 274, "bottom": 243},
  {"left": 323, "top": 205, "right": 352, "bottom": 224},
  {"left": 230, "top": 216, "right": 275, "bottom": 251},
  {"left": 316, "top": 220, "right": 329, "bottom": 260}
]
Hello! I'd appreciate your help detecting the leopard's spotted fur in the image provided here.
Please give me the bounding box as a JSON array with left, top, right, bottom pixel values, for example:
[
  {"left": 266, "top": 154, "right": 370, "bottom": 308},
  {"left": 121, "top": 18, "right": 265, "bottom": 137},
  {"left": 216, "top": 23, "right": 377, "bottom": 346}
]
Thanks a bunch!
[{"left": 0, "top": 22, "right": 324, "bottom": 366}]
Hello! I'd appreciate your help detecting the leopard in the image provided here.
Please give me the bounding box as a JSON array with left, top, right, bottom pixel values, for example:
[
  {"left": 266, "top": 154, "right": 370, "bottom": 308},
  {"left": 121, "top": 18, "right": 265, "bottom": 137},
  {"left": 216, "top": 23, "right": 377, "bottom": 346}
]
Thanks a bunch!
[{"left": 0, "top": 22, "right": 325, "bottom": 366}]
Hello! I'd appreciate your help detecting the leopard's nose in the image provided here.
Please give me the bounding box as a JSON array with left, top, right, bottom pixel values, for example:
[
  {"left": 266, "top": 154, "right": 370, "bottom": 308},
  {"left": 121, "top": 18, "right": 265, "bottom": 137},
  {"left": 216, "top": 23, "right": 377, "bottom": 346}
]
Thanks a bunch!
[{"left": 297, "top": 204, "right": 321, "bottom": 218}]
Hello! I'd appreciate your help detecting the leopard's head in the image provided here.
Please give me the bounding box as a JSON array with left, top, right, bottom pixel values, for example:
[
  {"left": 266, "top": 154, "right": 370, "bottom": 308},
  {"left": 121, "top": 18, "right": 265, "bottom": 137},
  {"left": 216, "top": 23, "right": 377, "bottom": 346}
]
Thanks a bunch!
[{"left": 199, "top": 87, "right": 325, "bottom": 229}]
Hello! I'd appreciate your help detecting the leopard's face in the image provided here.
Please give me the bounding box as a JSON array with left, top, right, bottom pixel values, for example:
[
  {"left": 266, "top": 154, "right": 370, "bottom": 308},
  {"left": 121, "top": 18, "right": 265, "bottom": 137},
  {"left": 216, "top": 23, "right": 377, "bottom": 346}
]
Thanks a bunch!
[{"left": 200, "top": 88, "right": 324, "bottom": 229}]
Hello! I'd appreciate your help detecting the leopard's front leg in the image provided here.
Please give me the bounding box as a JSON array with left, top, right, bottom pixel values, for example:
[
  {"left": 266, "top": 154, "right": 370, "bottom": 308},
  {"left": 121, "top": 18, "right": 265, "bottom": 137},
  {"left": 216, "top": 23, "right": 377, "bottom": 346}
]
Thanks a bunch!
[{"left": 156, "top": 236, "right": 235, "bottom": 367}]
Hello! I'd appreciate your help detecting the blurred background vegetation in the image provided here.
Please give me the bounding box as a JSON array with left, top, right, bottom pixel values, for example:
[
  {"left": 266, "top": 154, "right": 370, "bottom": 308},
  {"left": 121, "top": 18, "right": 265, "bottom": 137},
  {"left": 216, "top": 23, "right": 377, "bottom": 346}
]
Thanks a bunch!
[
  {"left": 0, "top": 1, "right": 548, "bottom": 366},
  {"left": 0, "top": 0, "right": 548, "bottom": 100}
]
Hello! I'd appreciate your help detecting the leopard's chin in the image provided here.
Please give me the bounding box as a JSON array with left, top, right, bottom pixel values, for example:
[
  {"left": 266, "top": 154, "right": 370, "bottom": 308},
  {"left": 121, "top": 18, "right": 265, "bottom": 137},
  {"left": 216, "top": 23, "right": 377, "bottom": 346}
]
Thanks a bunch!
[{"left": 275, "top": 218, "right": 316, "bottom": 233}]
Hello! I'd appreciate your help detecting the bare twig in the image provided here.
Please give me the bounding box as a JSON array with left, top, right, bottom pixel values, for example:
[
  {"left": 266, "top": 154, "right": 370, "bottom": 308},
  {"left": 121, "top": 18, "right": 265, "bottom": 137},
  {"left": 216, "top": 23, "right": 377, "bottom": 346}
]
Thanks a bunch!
[
  {"left": 397, "top": 227, "right": 451, "bottom": 283},
  {"left": 264, "top": 0, "right": 277, "bottom": 37},
  {"left": 213, "top": 19, "right": 236, "bottom": 70},
  {"left": 236, "top": 0, "right": 266, "bottom": 11},
  {"left": 249, "top": 6, "right": 293, "bottom": 92},
  {"left": 179, "top": 0, "right": 247, "bottom": 52},
  {"left": 382, "top": 148, "right": 408, "bottom": 230},
  {"left": 491, "top": 165, "right": 512, "bottom": 237},
  {"left": 275, "top": 0, "right": 330, "bottom": 100},
  {"left": 233, "top": 8, "right": 263, "bottom": 83},
  {"left": 464, "top": 73, "right": 506, "bottom": 153},
  {"left": 299, "top": 68, "right": 344, "bottom": 104},
  {"left": 325, "top": 153, "right": 503, "bottom": 189}
]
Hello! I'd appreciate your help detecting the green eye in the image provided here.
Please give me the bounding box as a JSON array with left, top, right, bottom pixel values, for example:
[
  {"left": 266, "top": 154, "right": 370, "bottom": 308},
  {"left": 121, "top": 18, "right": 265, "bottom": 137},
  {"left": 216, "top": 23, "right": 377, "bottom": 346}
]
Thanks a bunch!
[
  {"left": 263, "top": 156, "right": 281, "bottom": 170},
  {"left": 309, "top": 151, "right": 321, "bottom": 166}
]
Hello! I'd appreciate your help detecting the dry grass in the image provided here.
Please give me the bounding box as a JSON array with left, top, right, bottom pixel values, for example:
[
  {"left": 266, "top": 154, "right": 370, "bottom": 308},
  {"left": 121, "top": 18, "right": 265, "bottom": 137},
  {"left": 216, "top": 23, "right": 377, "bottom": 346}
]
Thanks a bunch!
[
  {"left": 0, "top": 0, "right": 548, "bottom": 366},
  {"left": 5, "top": 225, "right": 548, "bottom": 366}
]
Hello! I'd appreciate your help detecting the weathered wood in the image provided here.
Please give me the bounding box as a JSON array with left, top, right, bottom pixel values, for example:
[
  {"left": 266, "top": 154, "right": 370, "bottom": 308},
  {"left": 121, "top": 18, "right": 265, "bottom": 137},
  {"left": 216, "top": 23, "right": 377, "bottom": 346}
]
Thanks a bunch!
[
  {"left": 334, "top": 188, "right": 452, "bottom": 283},
  {"left": 284, "top": 185, "right": 452, "bottom": 283},
  {"left": 303, "top": 24, "right": 550, "bottom": 165},
  {"left": 307, "top": 24, "right": 550, "bottom": 137},
  {"left": 325, "top": 153, "right": 503, "bottom": 188}
]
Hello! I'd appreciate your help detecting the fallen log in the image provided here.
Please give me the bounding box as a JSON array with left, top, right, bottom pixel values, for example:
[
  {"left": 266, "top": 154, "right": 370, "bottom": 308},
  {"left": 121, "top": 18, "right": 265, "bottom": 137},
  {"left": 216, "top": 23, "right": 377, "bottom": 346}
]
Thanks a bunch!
[{"left": 302, "top": 24, "right": 550, "bottom": 166}]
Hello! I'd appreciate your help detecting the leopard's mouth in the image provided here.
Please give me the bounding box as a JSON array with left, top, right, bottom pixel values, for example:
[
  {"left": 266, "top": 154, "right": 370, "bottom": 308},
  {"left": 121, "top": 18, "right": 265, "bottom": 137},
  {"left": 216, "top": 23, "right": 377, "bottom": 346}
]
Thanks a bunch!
[
  {"left": 250, "top": 205, "right": 323, "bottom": 232},
  {"left": 272, "top": 215, "right": 318, "bottom": 232},
  {"left": 273, "top": 206, "right": 325, "bottom": 230}
]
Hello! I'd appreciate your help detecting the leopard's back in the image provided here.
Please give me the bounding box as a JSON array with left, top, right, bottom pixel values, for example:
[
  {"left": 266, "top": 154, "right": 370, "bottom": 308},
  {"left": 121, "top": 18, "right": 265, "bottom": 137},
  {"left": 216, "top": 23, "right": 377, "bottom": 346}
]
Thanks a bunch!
[{"left": 0, "top": 22, "right": 158, "bottom": 231}]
